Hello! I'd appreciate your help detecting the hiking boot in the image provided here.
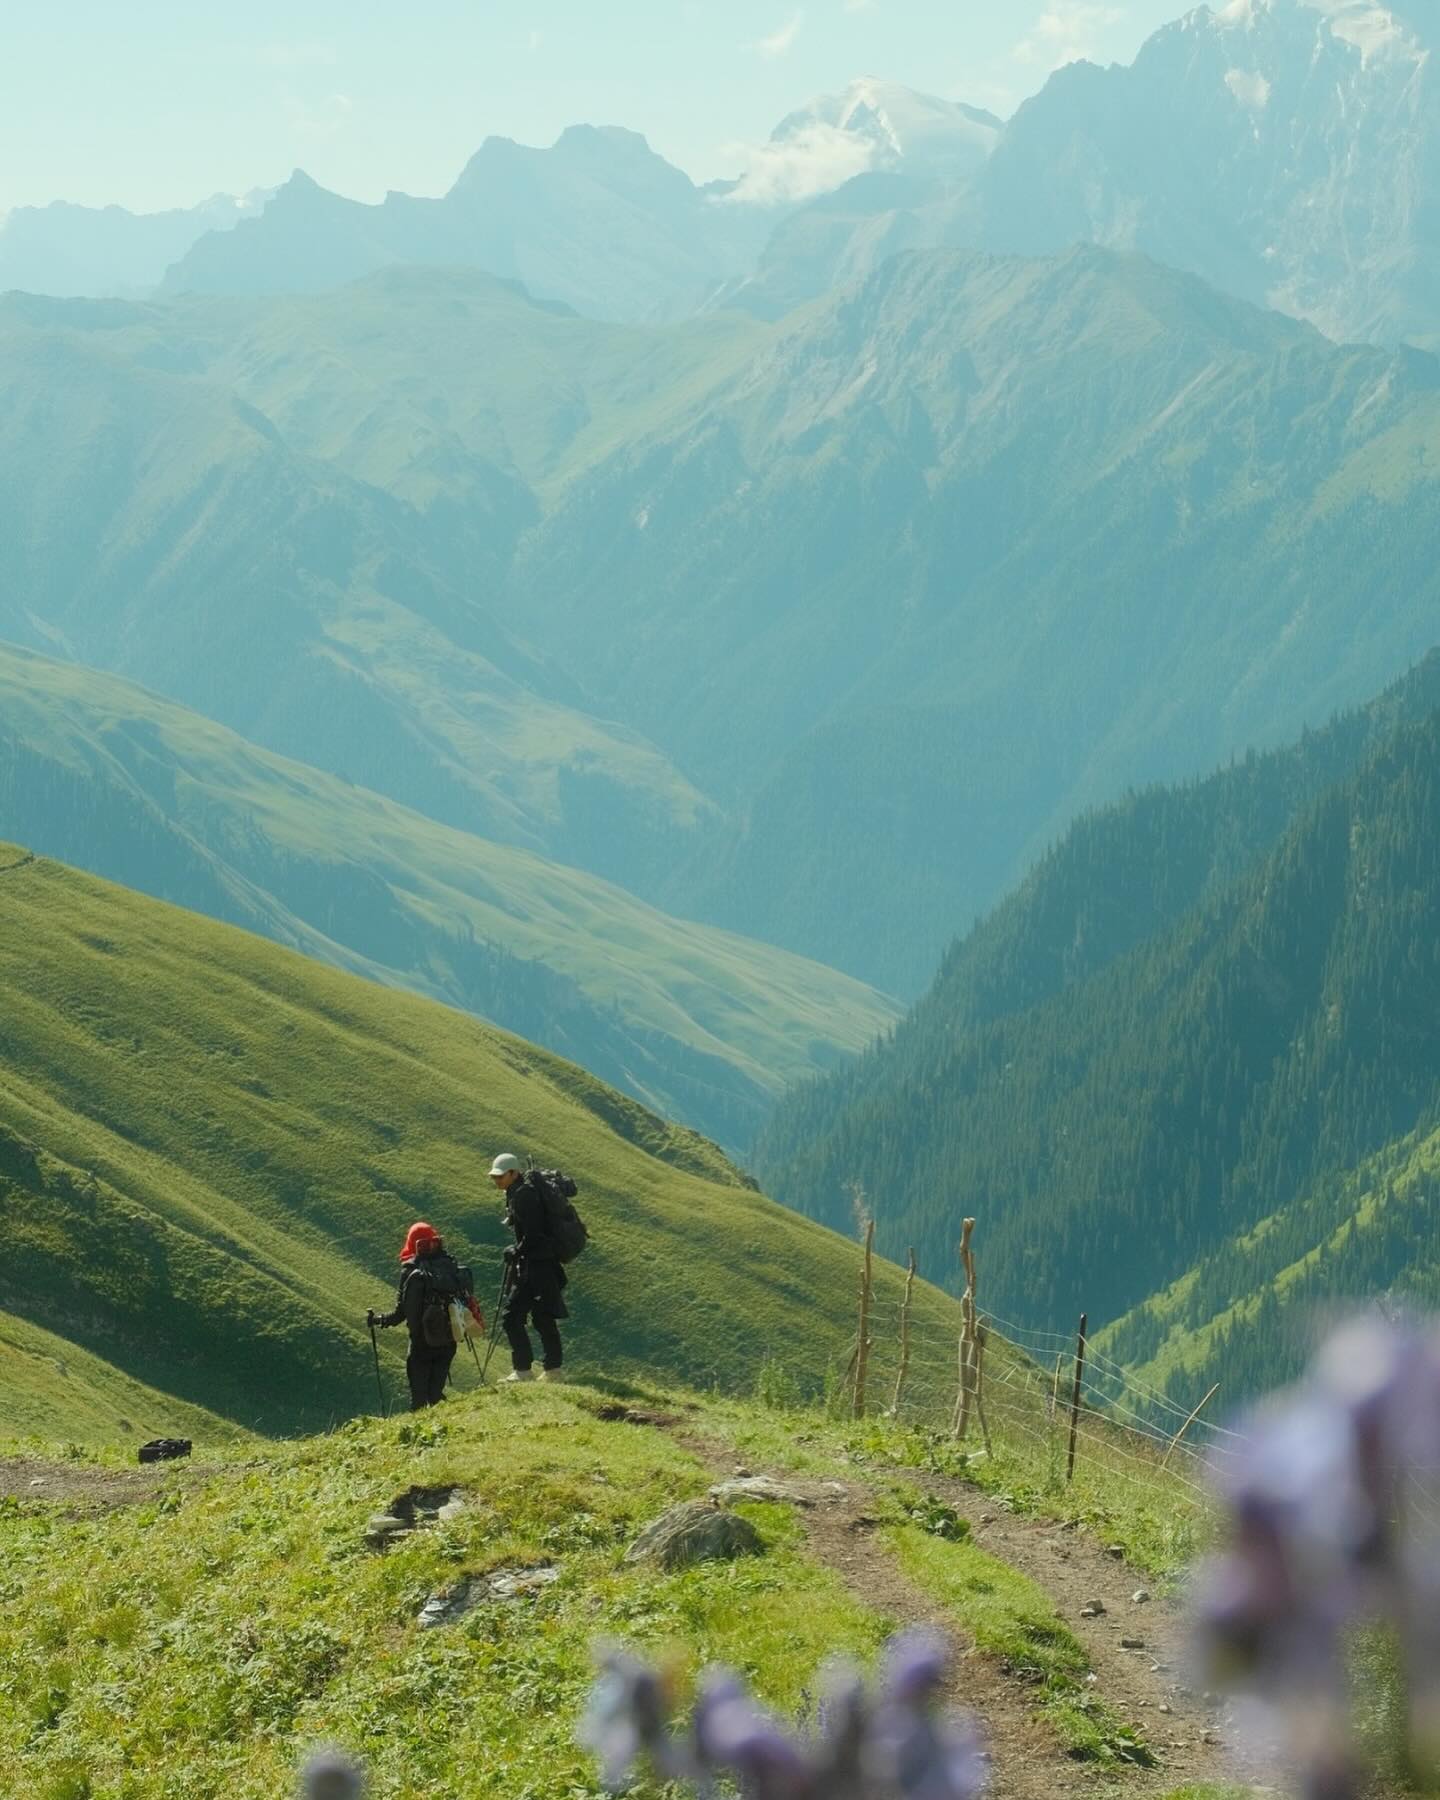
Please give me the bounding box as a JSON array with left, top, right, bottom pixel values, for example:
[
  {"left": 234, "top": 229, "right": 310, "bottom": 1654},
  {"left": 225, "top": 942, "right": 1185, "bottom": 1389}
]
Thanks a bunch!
[
  {"left": 539, "top": 1369, "right": 565, "bottom": 1384},
  {"left": 502, "top": 1369, "right": 535, "bottom": 1384}
]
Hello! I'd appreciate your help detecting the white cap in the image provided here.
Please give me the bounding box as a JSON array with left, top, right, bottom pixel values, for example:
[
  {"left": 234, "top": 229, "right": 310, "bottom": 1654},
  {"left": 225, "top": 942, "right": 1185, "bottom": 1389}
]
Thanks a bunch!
[{"left": 489, "top": 1153, "right": 522, "bottom": 1178}]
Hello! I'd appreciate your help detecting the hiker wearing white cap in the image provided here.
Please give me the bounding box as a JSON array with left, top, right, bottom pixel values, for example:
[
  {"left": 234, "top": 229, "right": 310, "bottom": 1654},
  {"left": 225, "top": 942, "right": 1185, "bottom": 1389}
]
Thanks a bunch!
[{"left": 490, "top": 1153, "right": 569, "bottom": 1383}]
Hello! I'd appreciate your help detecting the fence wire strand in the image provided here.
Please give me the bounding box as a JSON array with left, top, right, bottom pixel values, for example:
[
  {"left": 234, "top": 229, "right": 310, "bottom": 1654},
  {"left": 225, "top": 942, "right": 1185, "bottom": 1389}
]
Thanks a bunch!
[{"left": 832, "top": 1269, "right": 1248, "bottom": 1507}]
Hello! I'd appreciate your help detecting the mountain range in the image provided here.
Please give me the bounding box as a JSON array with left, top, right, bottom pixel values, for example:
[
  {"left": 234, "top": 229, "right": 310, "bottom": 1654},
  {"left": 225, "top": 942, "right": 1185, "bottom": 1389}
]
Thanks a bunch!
[
  {"left": 0, "top": 190, "right": 265, "bottom": 299},
  {"left": 160, "top": 131, "right": 776, "bottom": 323},
  {"left": 8, "top": 241, "right": 1440, "bottom": 1000},
  {"left": 743, "top": 0, "right": 1440, "bottom": 344},
  {"left": 11, "top": 3, "right": 1440, "bottom": 351},
  {"left": 508, "top": 244, "right": 1440, "bottom": 989}
]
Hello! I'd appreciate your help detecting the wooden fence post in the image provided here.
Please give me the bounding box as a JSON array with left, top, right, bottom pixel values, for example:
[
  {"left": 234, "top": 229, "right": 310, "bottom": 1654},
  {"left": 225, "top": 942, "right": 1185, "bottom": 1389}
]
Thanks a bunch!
[
  {"left": 890, "top": 1248, "right": 917, "bottom": 1417},
  {"left": 1066, "top": 1312, "right": 1088, "bottom": 1483},
  {"left": 953, "top": 1217, "right": 978, "bottom": 1439},
  {"left": 853, "top": 1218, "right": 875, "bottom": 1421},
  {"left": 1161, "top": 1382, "right": 1219, "bottom": 1470}
]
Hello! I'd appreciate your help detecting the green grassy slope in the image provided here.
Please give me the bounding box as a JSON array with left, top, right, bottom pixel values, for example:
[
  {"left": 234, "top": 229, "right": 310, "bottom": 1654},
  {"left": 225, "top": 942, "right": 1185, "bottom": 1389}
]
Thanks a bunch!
[
  {"left": 0, "top": 847, "right": 948, "bottom": 1440},
  {"left": 0, "top": 1307, "right": 239, "bottom": 1449},
  {"left": 0, "top": 641, "right": 898, "bottom": 1150}
]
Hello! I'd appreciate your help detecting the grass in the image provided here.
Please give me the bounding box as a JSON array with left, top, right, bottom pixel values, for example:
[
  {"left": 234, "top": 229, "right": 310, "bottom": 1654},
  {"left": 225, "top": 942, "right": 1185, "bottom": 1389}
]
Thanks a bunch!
[
  {"left": 0, "top": 1388, "right": 889, "bottom": 1799},
  {"left": 0, "top": 848, "right": 954, "bottom": 1442},
  {"left": 0, "top": 1309, "right": 239, "bottom": 1450},
  {"left": 0, "top": 1372, "right": 1225, "bottom": 1798}
]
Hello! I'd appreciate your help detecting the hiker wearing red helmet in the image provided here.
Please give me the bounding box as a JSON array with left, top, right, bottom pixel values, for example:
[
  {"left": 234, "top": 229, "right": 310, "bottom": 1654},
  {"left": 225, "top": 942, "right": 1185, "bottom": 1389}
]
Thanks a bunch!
[{"left": 369, "top": 1221, "right": 466, "bottom": 1410}]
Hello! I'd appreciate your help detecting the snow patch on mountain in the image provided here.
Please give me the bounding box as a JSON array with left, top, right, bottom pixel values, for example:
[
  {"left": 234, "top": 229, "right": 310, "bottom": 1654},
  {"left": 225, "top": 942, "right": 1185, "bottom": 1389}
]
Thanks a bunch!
[
  {"left": 1224, "top": 66, "right": 1273, "bottom": 105},
  {"left": 1306, "top": 0, "right": 1425, "bottom": 61},
  {"left": 724, "top": 78, "right": 1001, "bottom": 206}
]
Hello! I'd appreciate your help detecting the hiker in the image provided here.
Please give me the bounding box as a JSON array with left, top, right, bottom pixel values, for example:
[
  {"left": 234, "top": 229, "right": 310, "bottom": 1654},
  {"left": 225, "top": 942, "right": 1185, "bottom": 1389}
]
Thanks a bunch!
[
  {"left": 368, "top": 1221, "right": 465, "bottom": 1410},
  {"left": 490, "top": 1153, "right": 569, "bottom": 1383}
]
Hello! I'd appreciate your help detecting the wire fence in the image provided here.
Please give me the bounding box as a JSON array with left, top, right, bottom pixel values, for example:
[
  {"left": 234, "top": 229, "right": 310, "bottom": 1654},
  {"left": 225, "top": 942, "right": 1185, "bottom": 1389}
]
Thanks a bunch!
[{"left": 825, "top": 1222, "right": 1248, "bottom": 1515}]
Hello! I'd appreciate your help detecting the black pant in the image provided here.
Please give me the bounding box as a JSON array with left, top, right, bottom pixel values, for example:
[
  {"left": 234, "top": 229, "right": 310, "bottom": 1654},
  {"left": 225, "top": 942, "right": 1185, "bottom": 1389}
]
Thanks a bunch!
[
  {"left": 407, "top": 1341, "right": 456, "bottom": 1410},
  {"left": 501, "top": 1289, "right": 563, "bottom": 1372}
]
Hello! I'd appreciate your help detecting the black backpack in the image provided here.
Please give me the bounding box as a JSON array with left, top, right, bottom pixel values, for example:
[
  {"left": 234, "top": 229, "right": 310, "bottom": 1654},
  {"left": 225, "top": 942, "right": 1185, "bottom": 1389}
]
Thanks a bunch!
[
  {"left": 534, "top": 1169, "right": 590, "bottom": 1264},
  {"left": 415, "top": 1252, "right": 466, "bottom": 1349}
]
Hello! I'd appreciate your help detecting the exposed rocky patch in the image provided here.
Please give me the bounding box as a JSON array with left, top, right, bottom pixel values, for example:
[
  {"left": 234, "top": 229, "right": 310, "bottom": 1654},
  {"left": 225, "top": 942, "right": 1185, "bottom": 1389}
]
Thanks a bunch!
[{"left": 418, "top": 1565, "right": 560, "bottom": 1629}]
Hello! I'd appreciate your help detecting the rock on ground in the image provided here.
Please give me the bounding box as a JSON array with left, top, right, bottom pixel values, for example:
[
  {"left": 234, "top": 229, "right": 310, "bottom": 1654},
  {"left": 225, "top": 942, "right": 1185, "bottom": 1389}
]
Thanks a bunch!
[
  {"left": 625, "top": 1501, "right": 762, "bottom": 1571},
  {"left": 708, "top": 1476, "right": 813, "bottom": 1506}
]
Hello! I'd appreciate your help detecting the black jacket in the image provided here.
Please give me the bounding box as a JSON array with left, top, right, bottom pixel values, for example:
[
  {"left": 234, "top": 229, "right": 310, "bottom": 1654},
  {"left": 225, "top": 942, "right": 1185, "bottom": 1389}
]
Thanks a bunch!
[
  {"left": 379, "top": 1250, "right": 464, "bottom": 1344},
  {"left": 505, "top": 1173, "right": 569, "bottom": 1315}
]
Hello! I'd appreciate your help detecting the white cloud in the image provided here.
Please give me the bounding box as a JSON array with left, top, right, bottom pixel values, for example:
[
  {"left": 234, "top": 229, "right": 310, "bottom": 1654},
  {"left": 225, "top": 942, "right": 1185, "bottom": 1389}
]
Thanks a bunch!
[
  {"left": 1013, "top": 2, "right": 1124, "bottom": 70},
  {"left": 717, "top": 120, "right": 878, "bottom": 205},
  {"left": 843, "top": 0, "right": 876, "bottom": 11},
  {"left": 528, "top": 29, "right": 544, "bottom": 52},
  {"left": 751, "top": 12, "right": 805, "bottom": 57}
]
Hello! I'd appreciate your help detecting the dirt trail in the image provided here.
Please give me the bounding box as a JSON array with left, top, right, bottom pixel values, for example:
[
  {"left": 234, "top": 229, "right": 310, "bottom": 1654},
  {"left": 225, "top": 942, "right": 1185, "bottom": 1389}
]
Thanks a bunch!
[
  {"left": 665, "top": 1423, "right": 1242, "bottom": 1800},
  {"left": 921, "top": 1467, "right": 1234, "bottom": 1789},
  {"left": 0, "top": 1455, "right": 173, "bottom": 1512}
]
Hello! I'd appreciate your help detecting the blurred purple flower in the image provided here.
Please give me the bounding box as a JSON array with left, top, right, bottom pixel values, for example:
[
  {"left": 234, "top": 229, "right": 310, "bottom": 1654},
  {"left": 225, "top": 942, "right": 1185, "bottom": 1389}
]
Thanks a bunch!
[
  {"left": 1195, "top": 1313, "right": 1440, "bottom": 1800},
  {"left": 579, "top": 1629, "right": 985, "bottom": 1799},
  {"left": 579, "top": 1644, "right": 685, "bottom": 1789},
  {"left": 300, "top": 1749, "right": 365, "bottom": 1800},
  {"left": 693, "top": 1670, "right": 817, "bottom": 1798}
]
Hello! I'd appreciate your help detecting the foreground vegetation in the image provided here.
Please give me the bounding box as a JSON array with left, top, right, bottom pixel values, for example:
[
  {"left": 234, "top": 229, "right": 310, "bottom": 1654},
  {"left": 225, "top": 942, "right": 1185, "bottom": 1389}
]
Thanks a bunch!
[{"left": 0, "top": 1367, "right": 1214, "bottom": 1800}]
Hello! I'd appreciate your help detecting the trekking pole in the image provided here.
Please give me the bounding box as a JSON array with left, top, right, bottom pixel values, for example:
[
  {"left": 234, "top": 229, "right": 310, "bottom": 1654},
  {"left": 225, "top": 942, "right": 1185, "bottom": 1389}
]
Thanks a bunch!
[
  {"left": 368, "top": 1316, "right": 388, "bottom": 1419},
  {"left": 479, "top": 1263, "right": 515, "bottom": 1382}
]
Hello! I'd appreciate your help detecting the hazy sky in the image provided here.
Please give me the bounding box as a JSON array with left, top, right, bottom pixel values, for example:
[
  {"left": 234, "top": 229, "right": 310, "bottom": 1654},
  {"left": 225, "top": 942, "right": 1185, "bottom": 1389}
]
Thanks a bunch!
[{"left": 1, "top": 1, "right": 1193, "bottom": 215}]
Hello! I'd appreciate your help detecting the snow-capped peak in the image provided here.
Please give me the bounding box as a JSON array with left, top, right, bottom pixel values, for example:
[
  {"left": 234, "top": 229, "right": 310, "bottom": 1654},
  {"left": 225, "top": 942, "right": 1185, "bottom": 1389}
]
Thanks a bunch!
[
  {"left": 721, "top": 78, "right": 1001, "bottom": 208},
  {"left": 772, "top": 78, "right": 1002, "bottom": 175}
]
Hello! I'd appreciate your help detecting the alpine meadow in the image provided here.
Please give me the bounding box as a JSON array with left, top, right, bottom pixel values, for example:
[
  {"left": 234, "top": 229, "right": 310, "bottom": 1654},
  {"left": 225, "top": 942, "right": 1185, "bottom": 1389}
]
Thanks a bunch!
[{"left": 6, "top": 2, "right": 1440, "bottom": 1796}]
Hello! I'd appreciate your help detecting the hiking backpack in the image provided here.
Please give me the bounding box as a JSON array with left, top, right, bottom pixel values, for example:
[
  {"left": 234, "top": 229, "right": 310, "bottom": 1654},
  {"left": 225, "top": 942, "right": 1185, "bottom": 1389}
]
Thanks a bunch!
[
  {"left": 534, "top": 1169, "right": 590, "bottom": 1264},
  {"left": 415, "top": 1253, "right": 467, "bottom": 1349}
]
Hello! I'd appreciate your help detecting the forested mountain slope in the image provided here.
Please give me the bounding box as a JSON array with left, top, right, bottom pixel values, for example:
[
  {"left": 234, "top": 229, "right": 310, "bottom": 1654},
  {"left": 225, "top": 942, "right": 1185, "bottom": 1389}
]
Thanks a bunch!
[
  {"left": 1099, "top": 1119, "right": 1440, "bottom": 1403},
  {"left": 0, "top": 848, "right": 945, "bottom": 1440},
  {"left": 758, "top": 671, "right": 1440, "bottom": 1385},
  {"left": 0, "top": 644, "right": 896, "bottom": 1150}
]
